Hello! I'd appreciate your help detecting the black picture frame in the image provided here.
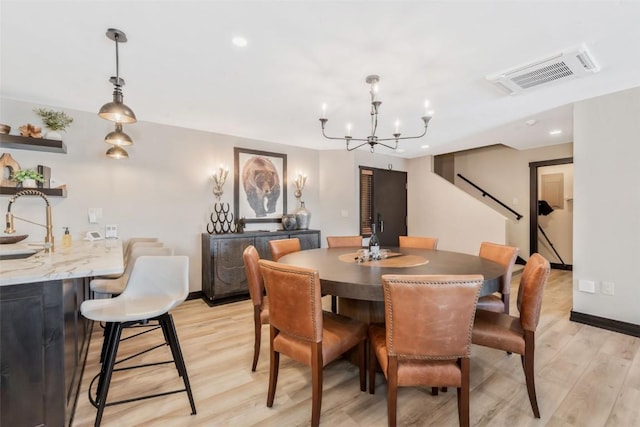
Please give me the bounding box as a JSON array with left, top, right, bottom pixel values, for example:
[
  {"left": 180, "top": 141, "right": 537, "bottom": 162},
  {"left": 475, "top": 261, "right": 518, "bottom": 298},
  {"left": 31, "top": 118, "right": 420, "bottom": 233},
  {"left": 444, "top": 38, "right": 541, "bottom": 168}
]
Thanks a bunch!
[{"left": 234, "top": 147, "right": 287, "bottom": 223}]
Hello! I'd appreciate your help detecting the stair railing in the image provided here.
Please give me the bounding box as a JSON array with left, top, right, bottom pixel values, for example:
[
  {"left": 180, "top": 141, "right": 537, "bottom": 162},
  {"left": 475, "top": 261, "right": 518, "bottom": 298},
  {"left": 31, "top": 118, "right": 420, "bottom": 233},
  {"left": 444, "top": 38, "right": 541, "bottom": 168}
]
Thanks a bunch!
[{"left": 456, "top": 173, "right": 523, "bottom": 220}]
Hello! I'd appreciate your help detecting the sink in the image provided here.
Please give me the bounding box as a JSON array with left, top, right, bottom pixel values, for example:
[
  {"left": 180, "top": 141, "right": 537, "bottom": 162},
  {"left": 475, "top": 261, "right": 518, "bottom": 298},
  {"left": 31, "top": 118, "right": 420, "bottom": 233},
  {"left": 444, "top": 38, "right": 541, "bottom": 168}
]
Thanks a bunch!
[
  {"left": 0, "top": 245, "right": 41, "bottom": 261},
  {"left": 0, "top": 251, "right": 39, "bottom": 260}
]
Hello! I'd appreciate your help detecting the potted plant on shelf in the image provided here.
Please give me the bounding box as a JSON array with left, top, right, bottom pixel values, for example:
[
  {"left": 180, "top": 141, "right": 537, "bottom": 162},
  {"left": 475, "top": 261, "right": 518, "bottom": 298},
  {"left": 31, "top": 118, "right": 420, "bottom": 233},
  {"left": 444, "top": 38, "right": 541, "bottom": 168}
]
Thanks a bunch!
[
  {"left": 33, "top": 108, "right": 73, "bottom": 140},
  {"left": 12, "top": 169, "right": 45, "bottom": 188}
]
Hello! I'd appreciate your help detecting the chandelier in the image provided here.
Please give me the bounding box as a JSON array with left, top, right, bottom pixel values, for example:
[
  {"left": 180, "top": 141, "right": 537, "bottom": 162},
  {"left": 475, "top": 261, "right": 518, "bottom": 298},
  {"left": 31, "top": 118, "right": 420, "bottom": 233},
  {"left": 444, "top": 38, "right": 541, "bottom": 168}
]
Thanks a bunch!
[
  {"left": 99, "top": 28, "right": 136, "bottom": 159},
  {"left": 319, "top": 75, "right": 433, "bottom": 153}
]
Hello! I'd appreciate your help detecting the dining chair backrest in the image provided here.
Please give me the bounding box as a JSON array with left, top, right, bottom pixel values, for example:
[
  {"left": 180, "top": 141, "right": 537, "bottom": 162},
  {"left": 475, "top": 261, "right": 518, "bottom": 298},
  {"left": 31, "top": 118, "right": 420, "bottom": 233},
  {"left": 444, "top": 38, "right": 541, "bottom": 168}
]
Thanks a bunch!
[
  {"left": 258, "top": 259, "right": 322, "bottom": 343},
  {"left": 326, "top": 236, "right": 363, "bottom": 248},
  {"left": 398, "top": 236, "right": 439, "bottom": 250},
  {"left": 125, "top": 241, "right": 163, "bottom": 264},
  {"left": 478, "top": 242, "right": 519, "bottom": 294},
  {"left": 124, "top": 237, "right": 159, "bottom": 258},
  {"left": 243, "top": 245, "right": 264, "bottom": 308},
  {"left": 381, "top": 274, "right": 483, "bottom": 358},
  {"left": 516, "top": 253, "right": 550, "bottom": 332},
  {"left": 269, "top": 238, "right": 301, "bottom": 261}
]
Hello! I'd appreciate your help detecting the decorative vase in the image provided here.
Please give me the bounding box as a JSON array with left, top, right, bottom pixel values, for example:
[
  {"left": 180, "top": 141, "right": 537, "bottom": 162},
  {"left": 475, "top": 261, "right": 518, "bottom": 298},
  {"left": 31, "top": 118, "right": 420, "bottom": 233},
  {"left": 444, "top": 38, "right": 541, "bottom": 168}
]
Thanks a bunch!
[
  {"left": 281, "top": 214, "right": 297, "bottom": 231},
  {"left": 45, "top": 130, "right": 62, "bottom": 140},
  {"left": 295, "top": 201, "right": 311, "bottom": 230},
  {"left": 21, "top": 178, "right": 37, "bottom": 188}
]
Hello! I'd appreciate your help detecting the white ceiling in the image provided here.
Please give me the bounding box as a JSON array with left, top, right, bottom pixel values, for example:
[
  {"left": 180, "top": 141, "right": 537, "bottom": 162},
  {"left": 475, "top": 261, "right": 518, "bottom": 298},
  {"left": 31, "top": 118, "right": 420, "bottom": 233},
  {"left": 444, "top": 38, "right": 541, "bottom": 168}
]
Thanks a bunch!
[{"left": 2, "top": 1, "right": 640, "bottom": 158}]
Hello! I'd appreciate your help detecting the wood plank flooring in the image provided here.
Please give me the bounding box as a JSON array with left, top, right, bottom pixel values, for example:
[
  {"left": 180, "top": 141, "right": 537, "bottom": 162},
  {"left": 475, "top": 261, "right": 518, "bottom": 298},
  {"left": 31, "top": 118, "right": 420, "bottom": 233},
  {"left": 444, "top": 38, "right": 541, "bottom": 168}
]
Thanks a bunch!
[{"left": 72, "top": 270, "right": 640, "bottom": 426}]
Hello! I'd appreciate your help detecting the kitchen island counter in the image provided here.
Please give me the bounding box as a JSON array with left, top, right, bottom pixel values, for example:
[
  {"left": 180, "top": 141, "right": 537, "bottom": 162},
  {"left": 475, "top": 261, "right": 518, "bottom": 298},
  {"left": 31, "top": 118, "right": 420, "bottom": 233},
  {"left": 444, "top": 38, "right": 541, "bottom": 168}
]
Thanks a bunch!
[{"left": 0, "top": 238, "right": 123, "bottom": 427}]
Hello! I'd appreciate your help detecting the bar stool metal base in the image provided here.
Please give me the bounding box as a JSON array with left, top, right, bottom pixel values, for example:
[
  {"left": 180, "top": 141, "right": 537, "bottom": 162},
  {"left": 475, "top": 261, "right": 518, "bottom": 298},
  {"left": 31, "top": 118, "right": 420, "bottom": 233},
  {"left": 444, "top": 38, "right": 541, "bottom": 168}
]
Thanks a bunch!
[{"left": 89, "top": 313, "right": 196, "bottom": 426}]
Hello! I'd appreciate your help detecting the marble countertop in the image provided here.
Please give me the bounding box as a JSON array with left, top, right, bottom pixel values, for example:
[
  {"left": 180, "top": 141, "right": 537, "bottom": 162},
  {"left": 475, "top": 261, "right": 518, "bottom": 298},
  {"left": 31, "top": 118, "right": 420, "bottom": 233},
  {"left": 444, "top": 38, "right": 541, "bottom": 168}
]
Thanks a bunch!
[{"left": 0, "top": 239, "right": 124, "bottom": 286}]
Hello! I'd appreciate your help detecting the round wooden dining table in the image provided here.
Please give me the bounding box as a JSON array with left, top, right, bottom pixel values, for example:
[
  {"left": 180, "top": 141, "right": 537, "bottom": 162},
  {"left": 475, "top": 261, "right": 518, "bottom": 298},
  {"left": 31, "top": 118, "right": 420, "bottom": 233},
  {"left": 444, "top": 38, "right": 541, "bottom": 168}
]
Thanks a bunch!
[{"left": 278, "top": 247, "right": 506, "bottom": 323}]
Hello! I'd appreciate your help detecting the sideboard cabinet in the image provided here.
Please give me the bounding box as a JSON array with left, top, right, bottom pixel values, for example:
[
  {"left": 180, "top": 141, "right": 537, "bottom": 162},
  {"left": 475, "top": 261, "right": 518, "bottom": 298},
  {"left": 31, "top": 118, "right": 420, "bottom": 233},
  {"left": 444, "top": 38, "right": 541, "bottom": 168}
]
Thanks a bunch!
[{"left": 201, "top": 230, "right": 321, "bottom": 303}]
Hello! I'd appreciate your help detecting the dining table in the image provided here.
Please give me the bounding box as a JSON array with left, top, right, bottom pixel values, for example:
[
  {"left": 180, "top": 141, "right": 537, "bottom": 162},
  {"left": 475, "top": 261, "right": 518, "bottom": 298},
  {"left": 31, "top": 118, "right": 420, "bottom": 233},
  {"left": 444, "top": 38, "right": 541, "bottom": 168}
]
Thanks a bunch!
[{"left": 278, "top": 246, "right": 506, "bottom": 323}]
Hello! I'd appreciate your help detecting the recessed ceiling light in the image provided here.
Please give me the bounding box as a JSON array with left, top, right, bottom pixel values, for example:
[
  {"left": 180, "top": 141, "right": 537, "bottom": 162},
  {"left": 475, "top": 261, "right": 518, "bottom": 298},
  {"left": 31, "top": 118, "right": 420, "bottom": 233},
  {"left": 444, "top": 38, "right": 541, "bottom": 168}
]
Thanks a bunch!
[
  {"left": 396, "top": 148, "right": 405, "bottom": 153},
  {"left": 232, "top": 36, "right": 248, "bottom": 47},
  {"left": 525, "top": 119, "right": 538, "bottom": 126},
  {"left": 549, "top": 129, "right": 563, "bottom": 135},
  {"left": 421, "top": 145, "right": 430, "bottom": 149}
]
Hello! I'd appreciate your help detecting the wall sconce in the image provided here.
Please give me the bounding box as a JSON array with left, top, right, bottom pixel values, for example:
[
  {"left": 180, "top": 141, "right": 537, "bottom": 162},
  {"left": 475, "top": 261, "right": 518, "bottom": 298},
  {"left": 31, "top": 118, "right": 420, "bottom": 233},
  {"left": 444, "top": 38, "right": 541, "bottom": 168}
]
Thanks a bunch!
[
  {"left": 212, "top": 165, "right": 229, "bottom": 201},
  {"left": 294, "top": 172, "right": 307, "bottom": 202}
]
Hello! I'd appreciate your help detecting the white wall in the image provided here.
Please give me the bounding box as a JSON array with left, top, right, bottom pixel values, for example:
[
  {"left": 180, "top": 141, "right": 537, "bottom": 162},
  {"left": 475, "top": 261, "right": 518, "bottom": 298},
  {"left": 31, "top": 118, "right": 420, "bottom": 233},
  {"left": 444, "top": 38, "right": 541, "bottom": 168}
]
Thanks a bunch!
[
  {"left": 407, "top": 155, "right": 507, "bottom": 255},
  {"left": 573, "top": 87, "right": 640, "bottom": 325},
  {"left": 0, "top": 98, "right": 320, "bottom": 292},
  {"left": 317, "top": 149, "right": 408, "bottom": 247},
  {"left": 453, "top": 143, "right": 573, "bottom": 258}
]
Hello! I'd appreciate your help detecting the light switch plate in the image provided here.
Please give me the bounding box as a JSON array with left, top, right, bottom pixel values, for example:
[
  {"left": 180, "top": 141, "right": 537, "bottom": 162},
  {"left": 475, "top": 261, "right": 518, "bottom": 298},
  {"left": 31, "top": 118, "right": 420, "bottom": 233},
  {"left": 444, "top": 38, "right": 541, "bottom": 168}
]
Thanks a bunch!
[{"left": 578, "top": 279, "right": 596, "bottom": 293}]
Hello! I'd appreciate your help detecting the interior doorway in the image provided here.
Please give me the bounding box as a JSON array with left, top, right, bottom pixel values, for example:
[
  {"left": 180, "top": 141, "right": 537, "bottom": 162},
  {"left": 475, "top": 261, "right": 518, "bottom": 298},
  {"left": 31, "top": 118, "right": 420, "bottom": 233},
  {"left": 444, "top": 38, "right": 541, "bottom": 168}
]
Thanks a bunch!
[
  {"left": 529, "top": 157, "right": 573, "bottom": 270},
  {"left": 359, "top": 166, "right": 407, "bottom": 246}
]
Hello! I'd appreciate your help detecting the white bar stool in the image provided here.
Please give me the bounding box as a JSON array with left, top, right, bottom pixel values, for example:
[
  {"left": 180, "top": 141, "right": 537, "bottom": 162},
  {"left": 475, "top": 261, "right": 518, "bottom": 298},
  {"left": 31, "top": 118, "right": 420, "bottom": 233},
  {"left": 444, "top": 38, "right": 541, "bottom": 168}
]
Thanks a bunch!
[
  {"left": 98, "top": 237, "right": 160, "bottom": 279},
  {"left": 90, "top": 246, "right": 173, "bottom": 296},
  {"left": 81, "top": 256, "right": 196, "bottom": 426}
]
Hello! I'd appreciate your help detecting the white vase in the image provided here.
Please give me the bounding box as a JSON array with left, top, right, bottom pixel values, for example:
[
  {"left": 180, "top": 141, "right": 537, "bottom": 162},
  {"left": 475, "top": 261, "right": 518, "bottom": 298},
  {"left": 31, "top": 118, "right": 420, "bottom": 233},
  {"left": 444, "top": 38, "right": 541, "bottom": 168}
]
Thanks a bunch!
[
  {"left": 22, "top": 178, "right": 37, "bottom": 188},
  {"left": 45, "top": 130, "right": 62, "bottom": 140}
]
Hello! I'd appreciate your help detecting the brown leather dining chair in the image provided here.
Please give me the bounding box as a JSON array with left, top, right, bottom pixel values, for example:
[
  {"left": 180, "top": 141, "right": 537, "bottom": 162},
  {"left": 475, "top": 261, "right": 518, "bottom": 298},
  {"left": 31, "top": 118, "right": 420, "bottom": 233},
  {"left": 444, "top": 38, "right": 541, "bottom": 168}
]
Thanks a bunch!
[
  {"left": 398, "top": 235, "right": 439, "bottom": 249},
  {"left": 326, "top": 235, "right": 363, "bottom": 312},
  {"left": 268, "top": 237, "right": 301, "bottom": 261},
  {"left": 471, "top": 253, "right": 550, "bottom": 418},
  {"left": 476, "top": 241, "right": 519, "bottom": 314},
  {"left": 242, "top": 245, "right": 269, "bottom": 372},
  {"left": 369, "top": 274, "right": 484, "bottom": 427},
  {"left": 326, "top": 235, "right": 363, "bottom": 248},
  {"left": 258, "top": 259, "right": 367, "bottom": 427}
]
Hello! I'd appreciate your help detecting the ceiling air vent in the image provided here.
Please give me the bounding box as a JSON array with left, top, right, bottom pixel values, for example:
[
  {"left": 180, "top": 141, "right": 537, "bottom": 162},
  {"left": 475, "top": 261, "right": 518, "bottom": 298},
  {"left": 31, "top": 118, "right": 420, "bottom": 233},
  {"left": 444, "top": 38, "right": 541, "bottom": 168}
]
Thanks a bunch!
[{"left": 487, "top": 45, "right": 599, "bottom": 95}]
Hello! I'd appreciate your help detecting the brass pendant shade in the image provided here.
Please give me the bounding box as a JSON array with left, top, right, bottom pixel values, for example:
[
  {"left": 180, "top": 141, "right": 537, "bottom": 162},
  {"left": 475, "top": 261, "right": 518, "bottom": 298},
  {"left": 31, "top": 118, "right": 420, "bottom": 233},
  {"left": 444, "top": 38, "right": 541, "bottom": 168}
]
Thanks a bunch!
[
  {"left": 104, "top": 123, "right": 133, "bottom": 146},
  {"left": 99, "top": 88, "right": 137, "bottom": 124},
  {"left": 106, "top": 145, "right": 129, "bottom": 159}
]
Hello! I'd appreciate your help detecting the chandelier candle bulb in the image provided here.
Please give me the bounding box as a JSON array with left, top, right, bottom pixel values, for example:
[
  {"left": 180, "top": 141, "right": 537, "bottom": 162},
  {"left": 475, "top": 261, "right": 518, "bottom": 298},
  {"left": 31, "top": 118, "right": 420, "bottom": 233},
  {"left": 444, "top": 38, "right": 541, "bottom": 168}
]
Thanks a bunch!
[
  {"left": 346, "top": 123, "right": 352, "bottom": 137},
  {"left": 321, "top": 103, "right": 327, "bottom": 119},
  {"left": 394, "top": 120, "right": 400, "bottom": 134}
]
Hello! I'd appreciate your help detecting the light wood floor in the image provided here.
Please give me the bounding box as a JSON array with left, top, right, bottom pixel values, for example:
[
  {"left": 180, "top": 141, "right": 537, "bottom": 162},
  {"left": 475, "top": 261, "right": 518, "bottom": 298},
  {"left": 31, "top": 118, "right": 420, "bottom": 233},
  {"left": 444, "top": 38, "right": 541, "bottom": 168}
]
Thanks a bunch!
[{"left": 72, "top": 270, "right": 640, "bottom": 426}]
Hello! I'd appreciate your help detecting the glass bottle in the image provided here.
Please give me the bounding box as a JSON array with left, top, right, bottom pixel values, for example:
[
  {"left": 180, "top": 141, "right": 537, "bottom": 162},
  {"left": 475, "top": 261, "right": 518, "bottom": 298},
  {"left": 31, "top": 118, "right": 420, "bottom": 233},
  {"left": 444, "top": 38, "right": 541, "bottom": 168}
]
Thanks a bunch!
[{"left": 368, "top": 223, "right": 380, "bottom": 256}]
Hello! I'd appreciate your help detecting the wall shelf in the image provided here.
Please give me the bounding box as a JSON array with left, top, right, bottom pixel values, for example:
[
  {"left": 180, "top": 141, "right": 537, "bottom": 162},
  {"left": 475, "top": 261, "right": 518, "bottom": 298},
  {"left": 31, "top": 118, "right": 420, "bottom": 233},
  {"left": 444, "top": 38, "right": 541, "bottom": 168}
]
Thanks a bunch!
[
  {"left": 0, "top": 134, "right": 67, "bottom": 154},
  {"left": 0, "top": 186, "right": 67, "bottom": 198}
]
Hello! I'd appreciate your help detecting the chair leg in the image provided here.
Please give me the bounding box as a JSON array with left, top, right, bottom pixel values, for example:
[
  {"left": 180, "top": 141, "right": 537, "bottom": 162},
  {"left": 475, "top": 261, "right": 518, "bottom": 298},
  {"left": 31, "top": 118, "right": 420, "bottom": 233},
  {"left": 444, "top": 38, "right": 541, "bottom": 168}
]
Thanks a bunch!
[
  {"left": 457, "top": 358, "right": 470, "bottom": 427},
  {"left": 163, "top": 313, "right": 197, "bottom": 415},
  {"left": 369, "top": 338, "right": 377, "bottom": 394},
  {"left": 267, "top": 326, "right": 279, "bottom": 407},
  {"left": 311, "top": 342, "right": 323, "bottom": 427},
  {"left": 252, "top": 309, "right": 262, "bottom": 372},
  {"left": 359, "top": 339, "right": 366, "bottom": 392},
  {"left": 523, "top": 332, "right": 540, "bottom": 418},
  {"left": 432, "top": 387, "right": 439, "bottom": 396},
  {"left": 94, "top": 322, "right": 123, "bottom": 427},
  {"left": 387, "top": 357, "right": 398, "bottom": 427},
  {"left": 503, "top": 293, "right": 510, "bottom": 316}
]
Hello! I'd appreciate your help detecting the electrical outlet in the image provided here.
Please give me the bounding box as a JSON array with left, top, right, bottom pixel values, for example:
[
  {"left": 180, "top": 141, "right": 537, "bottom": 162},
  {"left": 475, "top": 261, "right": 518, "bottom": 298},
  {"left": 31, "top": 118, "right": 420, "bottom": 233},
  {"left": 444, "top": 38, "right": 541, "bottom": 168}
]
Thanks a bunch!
[
  {"left": 578, "top": 279, "right": 596, "bottom": 293},
  {"left": 602, "top": 281, "right": 615, "bottom": 296},
  {"left": 105, "top": 224, "right": 118, "bottom": 239}
]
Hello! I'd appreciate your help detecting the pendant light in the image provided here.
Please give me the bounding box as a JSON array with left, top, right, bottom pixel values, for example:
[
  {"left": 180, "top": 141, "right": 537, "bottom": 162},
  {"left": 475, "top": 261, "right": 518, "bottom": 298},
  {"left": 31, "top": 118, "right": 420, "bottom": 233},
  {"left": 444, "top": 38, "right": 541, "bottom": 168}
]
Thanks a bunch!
[{"left": 99, "top": 28, "right": 135, "bottom": 159}]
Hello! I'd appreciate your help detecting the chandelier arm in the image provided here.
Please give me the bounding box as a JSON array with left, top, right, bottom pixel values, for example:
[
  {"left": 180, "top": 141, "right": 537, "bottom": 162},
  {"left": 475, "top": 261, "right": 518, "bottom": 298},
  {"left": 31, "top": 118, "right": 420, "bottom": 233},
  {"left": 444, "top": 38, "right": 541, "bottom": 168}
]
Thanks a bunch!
[
  {"left": 346, "top": 140, "right": 372, "bottom": 151},
  {"left": 375, "top": 125, "right": 429, "bottom": 142},
  {"left": 321, "top": 127, "right": 370, "bottom": 142},
  {"left": 372, "top": 140, "right": 399, "bottom": 150}
]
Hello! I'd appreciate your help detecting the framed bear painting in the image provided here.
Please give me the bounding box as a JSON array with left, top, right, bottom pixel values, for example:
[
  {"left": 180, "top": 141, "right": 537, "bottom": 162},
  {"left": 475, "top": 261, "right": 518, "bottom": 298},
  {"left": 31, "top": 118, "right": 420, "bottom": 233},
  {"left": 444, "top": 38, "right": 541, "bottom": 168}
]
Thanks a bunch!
[{"left": 234, "top": 147, "right": 287, "bottom": 223}]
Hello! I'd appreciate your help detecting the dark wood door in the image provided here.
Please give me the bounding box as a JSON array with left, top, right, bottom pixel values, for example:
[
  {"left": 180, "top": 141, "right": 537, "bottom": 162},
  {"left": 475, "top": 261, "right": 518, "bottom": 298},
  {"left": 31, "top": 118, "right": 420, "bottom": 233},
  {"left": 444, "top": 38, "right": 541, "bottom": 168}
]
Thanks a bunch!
[{"left": 372, "top": 168, "right": 407, "bottom": 247}]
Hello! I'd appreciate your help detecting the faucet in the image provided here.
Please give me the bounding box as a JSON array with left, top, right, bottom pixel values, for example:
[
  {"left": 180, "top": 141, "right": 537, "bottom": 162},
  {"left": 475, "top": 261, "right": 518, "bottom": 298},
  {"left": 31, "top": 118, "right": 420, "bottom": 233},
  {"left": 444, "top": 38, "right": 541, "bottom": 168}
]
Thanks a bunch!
[{"left": 4, "top": 189, "right": 54, "bottom": 253}]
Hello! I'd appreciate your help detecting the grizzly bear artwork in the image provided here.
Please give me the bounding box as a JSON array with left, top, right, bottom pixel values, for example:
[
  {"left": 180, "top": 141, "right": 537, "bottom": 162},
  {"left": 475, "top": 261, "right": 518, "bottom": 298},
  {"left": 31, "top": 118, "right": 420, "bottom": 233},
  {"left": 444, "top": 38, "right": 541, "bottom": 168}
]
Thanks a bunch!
[{"left": 241, "top": 156, "right": 281, "bottom": 217}]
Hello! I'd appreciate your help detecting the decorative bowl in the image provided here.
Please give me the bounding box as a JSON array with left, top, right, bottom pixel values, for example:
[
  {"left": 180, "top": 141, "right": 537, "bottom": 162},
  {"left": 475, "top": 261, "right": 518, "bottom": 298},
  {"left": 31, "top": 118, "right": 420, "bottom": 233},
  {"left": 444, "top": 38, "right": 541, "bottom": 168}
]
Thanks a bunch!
[
  {"left": 0, "top": 124, "right": 10, "bottom": 135},
  {"left": 0, "top": 234, "right": 28, "bottom": 244}
]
